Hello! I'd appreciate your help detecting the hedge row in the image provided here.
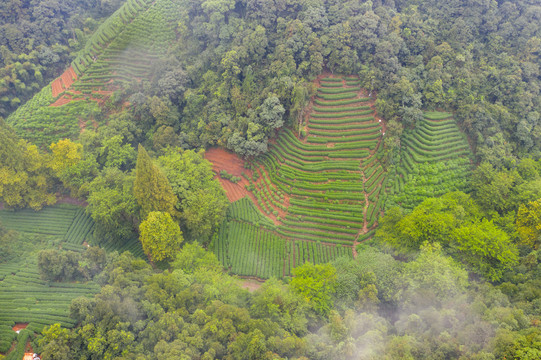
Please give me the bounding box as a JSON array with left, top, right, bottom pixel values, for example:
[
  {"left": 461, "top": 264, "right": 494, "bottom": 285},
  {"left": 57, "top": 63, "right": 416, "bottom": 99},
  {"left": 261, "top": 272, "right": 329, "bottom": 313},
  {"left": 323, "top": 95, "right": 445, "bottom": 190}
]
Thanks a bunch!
[
  {"left": 308, "top": 122, "right": 379, "bottom": 131},
  {"left": 312, "top": 105, "right": 371, "bottom": 112},
  {"left": 311, "top": 109, "right": 373, "bottom": 118},
  {"left": 316, "top": 92, "right": 357, "bottom": 100},
  {"left": 310, "top": 116, "right": 375, "bottom": 124},
  {"left": 314, "top": 97, "right": 371, "bottom": 106},
  {"left": 318, "top": 86, "right": 361, "bottom": 94}
]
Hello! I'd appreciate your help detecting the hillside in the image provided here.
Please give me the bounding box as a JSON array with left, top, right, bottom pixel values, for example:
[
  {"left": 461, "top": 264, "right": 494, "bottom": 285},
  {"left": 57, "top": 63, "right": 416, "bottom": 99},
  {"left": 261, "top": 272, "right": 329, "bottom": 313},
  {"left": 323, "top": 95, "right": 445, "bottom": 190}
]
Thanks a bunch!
[
  {"left": 2, "top": 0, "right": 541, "bottom": 359},
  {"left": 209, "top": 75, "right": 377, "bottom": 278},
  {"left": 208, "top": 76, "right": 479, "bottom": 279},
  {"left": 0, "top": 205, "right": 99, "bottom": 353},
  {"left": 5, "top": 0, "right": 178, "bottom": 146},
  {"left": 386, "top": 111, "right": 473, "bottom": 210}
]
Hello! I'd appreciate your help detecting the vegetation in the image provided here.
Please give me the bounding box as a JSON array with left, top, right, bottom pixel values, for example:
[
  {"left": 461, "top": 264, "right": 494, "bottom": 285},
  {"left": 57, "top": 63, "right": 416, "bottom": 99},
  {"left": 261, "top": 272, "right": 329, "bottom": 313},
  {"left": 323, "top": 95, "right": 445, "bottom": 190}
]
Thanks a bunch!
[
  {"left": 0, "top": 207, "right": 104, "bottom": 354},
  {"left": 139, "top": 211, "right": 183, "bottom": 262},
  {"left": 1, "top": 0, "right": 541, "bottom": 358},
  {"left": 386, "top": 112, "right": 473, "bottom": 210},
  {"left": 133, "top": 144, "right": 178, "bottom": 219},
  {"left": 0, "top": 0, "right": 117, "bottom": 119},
  {"left": 222, "top": 76, "right": 386, "bottom": 255},
  {"left": 214, "top": 197, "right": 353, "bottom": 279}
]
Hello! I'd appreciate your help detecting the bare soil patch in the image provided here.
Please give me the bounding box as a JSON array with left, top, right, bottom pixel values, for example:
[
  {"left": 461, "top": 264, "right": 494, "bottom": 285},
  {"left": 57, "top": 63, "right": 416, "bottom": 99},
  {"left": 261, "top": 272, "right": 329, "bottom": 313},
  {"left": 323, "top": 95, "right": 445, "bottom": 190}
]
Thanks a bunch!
[
  {"left": 240, "top": 278, "right": 264, "bottom": 292},
  {"left": 51, "top": 66, "right": 78, "bottom": 98},
  {"left": 205, "top": 147, "right": 286, "bottom": 224},
  {"left": 51, "top": 78, "right": 64, "bottom": 98},
  {"left": 205, "top": 147, "right": 252, "bottom": 203},
  {"left": 205, "top": 147, "right": 249, "bottom": 177},
  {"left": 12, "top": 323, "right": 28, "bottom": 332},
  {"left": 56, "top": 195, "right": 88, "bottom": 207}
]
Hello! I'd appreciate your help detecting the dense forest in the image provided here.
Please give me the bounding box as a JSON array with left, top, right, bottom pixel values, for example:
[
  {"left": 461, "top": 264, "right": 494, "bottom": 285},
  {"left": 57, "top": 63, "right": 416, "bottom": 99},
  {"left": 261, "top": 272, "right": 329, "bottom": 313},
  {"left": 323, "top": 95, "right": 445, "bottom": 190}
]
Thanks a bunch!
[{"left": 1, "top": 0, "right": 541, "bottom": 359}]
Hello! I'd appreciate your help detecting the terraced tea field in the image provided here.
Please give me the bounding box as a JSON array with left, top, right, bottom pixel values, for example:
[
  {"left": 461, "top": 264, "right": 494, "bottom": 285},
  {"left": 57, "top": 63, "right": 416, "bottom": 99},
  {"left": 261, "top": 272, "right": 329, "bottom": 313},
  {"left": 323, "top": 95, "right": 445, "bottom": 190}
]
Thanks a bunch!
[
  {"left": 385, "top": 111, "right": 473, "bottom": 210},
  {"left": 6, "top": 0, "right": 181, "bottom": 145},
  {"left": 214, "top": 197, "right": 353, "bottom": 279},
  {"left": 0, "top": 205, "right": 96, "bottom": 354},
  {"left": 211, "top": 79, "right": 475, "bottom": 279},
  {"left": 212, "top": 75, "right": 384, "bottom": 277},
  {"left": 0, "top": 260, "right": 100, "bottom": 353},
  {"left": 0, "top": 204, "right": 145, "bottom": 354}
]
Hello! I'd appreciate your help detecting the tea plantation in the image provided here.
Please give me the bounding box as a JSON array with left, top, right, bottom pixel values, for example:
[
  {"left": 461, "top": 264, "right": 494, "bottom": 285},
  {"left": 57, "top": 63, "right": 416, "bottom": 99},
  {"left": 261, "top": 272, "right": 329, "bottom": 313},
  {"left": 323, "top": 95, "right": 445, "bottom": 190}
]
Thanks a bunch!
[
  {"left": 214, "top": 79, "right": 474, "bottom": 279},
  {"left": 5, "top": 0, "right": 180, "bottom": 146},
  {"left": 385, "top": 111, "right": 473, "bottom": 210},
  {"left": 0, "top": 204, "right": 145, "bottom": 353},
  {"left": 214, "top": 76, "right": 383, "bottom": 277},
  {"left": 214, "top": 197, "right": 353, "bottom": 279}
]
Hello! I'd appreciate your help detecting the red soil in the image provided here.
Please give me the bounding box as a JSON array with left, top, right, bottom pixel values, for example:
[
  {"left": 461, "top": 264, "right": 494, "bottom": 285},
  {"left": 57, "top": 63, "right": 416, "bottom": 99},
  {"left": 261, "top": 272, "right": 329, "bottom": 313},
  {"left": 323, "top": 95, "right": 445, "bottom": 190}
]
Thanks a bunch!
[
  {"left": 51, "top": 78, "right": 64, "bottom": 97},
  {"left": 51, "top": 66, "right": 78, "bottom": 98},
  {"left": 61, "top": 67, "right": 77, "bottom": 89},
  {"left": 205, "top": 147, "right": 288, "bottom": 225},
  {"left": 205, "top": 147, "right": 253, "bottom": 203},
  {"left": 205, "top": 147, "right": 247, "bottom": 176},
  {"left": 216, "top": 176, "right": 251, "bottom": 203},
  {"left": 50, "top": 95, "right": 76, "bottom": 107},
  {"left": 49, "top": 66, "right": 111, "bottom": 108},
  {"left": 12, "top": 323, "right": 28, "bottom": 332},
  {"left": 208, "top": 75, "right": 386, "bottom": 260},
  {"left": 253, "top": 165, "right": 290, "bottom": 220},
  {"left": 50, "top": 89, "right": 112, "bottom": 108}
]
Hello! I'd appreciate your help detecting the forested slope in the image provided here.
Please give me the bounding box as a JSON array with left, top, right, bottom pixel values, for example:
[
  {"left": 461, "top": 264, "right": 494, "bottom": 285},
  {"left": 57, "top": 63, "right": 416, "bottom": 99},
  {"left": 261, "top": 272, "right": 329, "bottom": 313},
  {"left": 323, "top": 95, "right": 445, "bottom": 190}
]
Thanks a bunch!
[{"left": 0, "top": 0, "right": 541, "bottom": 359}]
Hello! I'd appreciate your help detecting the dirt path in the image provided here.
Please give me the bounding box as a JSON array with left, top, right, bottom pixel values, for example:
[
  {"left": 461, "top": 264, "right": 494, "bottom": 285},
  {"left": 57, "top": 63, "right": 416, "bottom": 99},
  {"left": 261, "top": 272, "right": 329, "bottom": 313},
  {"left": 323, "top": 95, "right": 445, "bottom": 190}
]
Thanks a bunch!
[
  {"left": 239, "top": 278, "right": 264, "bottom": 292},
  {"left": 353, "top": 169, "right": 370, "bottom": 258},
  {"left": 56, "top": 195, "right": 88, "bottom": 207}
]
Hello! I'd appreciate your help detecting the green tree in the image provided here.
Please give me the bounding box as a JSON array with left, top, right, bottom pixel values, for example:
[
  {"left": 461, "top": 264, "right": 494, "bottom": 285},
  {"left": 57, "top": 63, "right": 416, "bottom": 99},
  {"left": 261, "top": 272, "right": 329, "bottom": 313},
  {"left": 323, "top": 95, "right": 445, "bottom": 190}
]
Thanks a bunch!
[
  {"left": 472, "top": 162, "right": 516, "bottom": 213},
  {"left": 86, "top": 167, "right": 138, "bottom": 241},
  {"left": 377, "top": 193, "right": 516, "bottom": 281},
  {"left": 450, "top": 219, "right": 519, "bottom": 281},
  {"left": 182, "top": 188, "right": 228, "bottom": 243},
  {"left": 38, "top": 324, "right": 72, "bottom": 360},
  {"left": 290, "top": 262, "right": 337, "bottom": 316},
  {"left": 171, "top": 242, "right": 222, "bottom": 274},
  {"left": 401, "top": 242, "right": 468, "bottom": 303},
  {"left": 38, "top": 249, "right": 82, "bottom": 282},
  {"left": 257, "top": 95, "right": 285, "bottom": 132},
  {"left": 49, "top": 138, "right": 83, "bottom": 176},
  {"left": 0, "top": 122, "right": 55, "bottom": 209},
  {"left": 251, "top": 278, "right": 309, "bottom": 335},
  {"left": 139, "top": 211, "right": 183, "bottom": 262},
  {"left": 133, "top": 144, "right": 178, "bottom": 219},
  {"left": 516, "top": 199, "right": 541, "bottom": 249},
  {"left": 157, "top": 148, "right": 228, "bottom": 242}
]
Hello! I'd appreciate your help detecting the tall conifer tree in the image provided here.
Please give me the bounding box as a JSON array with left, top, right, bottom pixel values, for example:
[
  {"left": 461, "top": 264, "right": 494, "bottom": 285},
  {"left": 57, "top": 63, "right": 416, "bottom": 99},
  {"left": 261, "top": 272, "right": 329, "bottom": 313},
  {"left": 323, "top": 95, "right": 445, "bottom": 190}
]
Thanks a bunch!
[{"left": 133, "top": 144, "right": 178, "bottom": 219}]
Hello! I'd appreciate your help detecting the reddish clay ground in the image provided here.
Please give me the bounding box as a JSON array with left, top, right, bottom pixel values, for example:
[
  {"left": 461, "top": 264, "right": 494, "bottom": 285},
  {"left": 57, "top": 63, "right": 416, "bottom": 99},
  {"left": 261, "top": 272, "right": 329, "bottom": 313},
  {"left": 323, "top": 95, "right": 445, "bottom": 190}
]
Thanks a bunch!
[
  {"left": 49, "top": 66, "right": 112, "bottom": 108},
  {"left": 50, "top": 89, "right": 113, "bottom": 108},
  {"left": 51, "top": 78, "right": 64, "bottom": 97},
  {"left": 205, "top": 147, "right": 252, "bottom": 203},
  {"left": 51, "top": 66, "right": 78, "bottom": 98},
  {"left": 51, "top": 95, "right": 77, "bottom": 107},
  {"left": 12, "top": 323, "right": 28, "bottom": 332},
  {"left": 61, "top": 67, "right": 77, "bottom": 89},
  {"left": 205, "top": 147, "right": 285, "bottom": 224},
  {"left": 205, "top": 147, "right": 247, "bottom": 176}
]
